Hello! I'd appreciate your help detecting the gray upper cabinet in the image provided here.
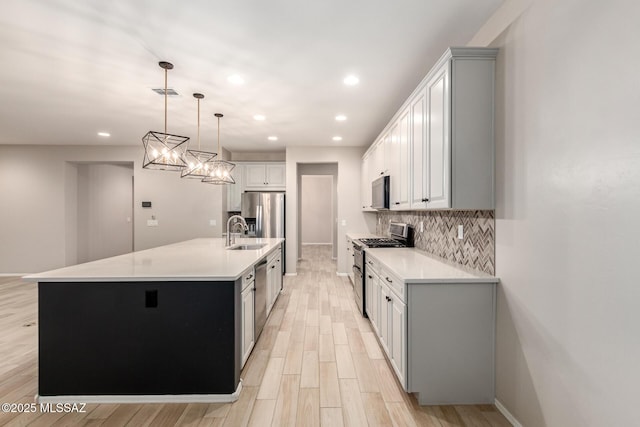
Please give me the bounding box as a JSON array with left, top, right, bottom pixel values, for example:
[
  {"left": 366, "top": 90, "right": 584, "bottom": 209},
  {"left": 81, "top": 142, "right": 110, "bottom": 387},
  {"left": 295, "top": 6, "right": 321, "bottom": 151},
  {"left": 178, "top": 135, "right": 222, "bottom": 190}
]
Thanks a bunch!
[{"left": 364, "top": 47, "right": 498, "bottom": 210}]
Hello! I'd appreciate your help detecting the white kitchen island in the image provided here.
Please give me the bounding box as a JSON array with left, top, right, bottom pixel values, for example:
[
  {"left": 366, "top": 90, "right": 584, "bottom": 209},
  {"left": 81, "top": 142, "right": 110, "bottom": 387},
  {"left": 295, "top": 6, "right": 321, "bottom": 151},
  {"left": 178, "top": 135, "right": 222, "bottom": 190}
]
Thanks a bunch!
[{"left": 24, "top": 238, "right": 284, "bottom": 404}]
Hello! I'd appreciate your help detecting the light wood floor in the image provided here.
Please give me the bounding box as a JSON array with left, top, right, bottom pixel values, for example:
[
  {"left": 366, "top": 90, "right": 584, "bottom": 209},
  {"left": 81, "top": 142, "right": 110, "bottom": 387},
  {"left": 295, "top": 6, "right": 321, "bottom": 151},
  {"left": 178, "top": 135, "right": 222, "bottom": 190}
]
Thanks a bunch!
[{"left": 0, "top": 246, "right": 511, "bottom": 426}]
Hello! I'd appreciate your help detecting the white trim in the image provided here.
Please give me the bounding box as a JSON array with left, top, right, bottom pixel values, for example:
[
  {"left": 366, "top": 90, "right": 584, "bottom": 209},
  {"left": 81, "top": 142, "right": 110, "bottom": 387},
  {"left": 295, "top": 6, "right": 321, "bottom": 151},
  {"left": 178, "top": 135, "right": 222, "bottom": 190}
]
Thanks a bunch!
[
  {"left": 336, "top": 272, "right": 348, "bottom": 277},
  {"left": 494, "top": 398, "right": 521, "bottom": 427},
  {"left": 37, "top": 381, "right": 242, "bottom": 404},
  {"left": 285, "top": 273, "right": 297, "bottom": 277},
  {"left": 0, "top": 274, "right": 28, "bottom": 277}
]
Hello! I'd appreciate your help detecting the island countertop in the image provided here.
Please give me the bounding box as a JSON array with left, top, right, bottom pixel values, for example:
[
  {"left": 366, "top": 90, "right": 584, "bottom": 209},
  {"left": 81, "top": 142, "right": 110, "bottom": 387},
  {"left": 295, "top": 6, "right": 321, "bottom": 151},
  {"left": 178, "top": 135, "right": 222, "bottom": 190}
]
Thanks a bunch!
[{"left": 24, "top": 238, "right": 284, "bottom": 282}]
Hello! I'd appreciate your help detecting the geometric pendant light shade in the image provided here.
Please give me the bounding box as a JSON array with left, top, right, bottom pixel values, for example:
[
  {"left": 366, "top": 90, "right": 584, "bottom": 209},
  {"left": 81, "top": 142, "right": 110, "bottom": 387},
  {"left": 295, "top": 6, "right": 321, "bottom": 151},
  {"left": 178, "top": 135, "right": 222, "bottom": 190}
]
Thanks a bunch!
[
  {"left": 202, "top": 113, "right": 236, "bottom": 185},
  {"left": 181, "top": 93, "right": 218, "bottom": 179},
  {"left": 142, "top": 61, "right": 189, "bottom": 171}
]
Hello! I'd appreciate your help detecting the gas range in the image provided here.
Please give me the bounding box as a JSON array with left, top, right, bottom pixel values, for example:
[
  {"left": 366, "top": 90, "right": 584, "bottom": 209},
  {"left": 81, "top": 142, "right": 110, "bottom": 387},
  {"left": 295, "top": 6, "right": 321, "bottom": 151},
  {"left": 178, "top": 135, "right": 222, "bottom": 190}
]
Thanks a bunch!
[
  {"left": 357, "top": 237, "right": 407, "bottom": 248},
  {"left": 352, "top": 222, "right": 413, "bottom": 317}
]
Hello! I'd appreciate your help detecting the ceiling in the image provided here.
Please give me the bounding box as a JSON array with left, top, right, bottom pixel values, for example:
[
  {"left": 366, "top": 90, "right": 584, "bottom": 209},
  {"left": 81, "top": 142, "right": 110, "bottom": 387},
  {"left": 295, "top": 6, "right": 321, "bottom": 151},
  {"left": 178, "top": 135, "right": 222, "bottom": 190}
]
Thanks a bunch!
[{"left": 0, "top": 0, "right": 502, "bottom": 152}]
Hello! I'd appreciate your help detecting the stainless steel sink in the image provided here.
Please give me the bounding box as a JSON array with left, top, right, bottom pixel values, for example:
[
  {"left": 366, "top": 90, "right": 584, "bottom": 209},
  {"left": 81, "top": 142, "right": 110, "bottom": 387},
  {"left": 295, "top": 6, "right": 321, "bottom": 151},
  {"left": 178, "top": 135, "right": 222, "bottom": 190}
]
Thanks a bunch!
[{"left": 227, "top": 243, "right": 267, "bottom": 251}]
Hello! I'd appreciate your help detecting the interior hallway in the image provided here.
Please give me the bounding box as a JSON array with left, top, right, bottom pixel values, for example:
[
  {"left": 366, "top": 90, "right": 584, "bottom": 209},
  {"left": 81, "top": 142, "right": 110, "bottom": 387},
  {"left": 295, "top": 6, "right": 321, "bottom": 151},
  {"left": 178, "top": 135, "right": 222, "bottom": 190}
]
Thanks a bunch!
[{"left": 0, "top": 246, "right": 510, "bottom": 426}]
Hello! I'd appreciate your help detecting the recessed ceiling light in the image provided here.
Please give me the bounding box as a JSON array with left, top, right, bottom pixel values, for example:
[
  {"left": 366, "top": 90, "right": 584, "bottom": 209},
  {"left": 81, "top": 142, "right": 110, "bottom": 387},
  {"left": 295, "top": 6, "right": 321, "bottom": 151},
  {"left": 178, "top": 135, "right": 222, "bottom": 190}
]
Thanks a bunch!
[
  {"left": 335, "top": 114, "right": 347, "bottom": 121},
  {"left": 253, "top": 114, "right": 266, "bottom": 121},
  {"left": 97, "top": 132, "right": 110, "bottom": 137},
  {"left": 343, "top": 75, "right": 359, "bottom": 86},
  {"left": 332, "top": 136, "right": 343, "bottom": 141},
  {"left": 268, "top": 136, "right": 278, "bottom": 141},
  {"left": 227, "top": 74, "right": 245, "bottom": 85}
]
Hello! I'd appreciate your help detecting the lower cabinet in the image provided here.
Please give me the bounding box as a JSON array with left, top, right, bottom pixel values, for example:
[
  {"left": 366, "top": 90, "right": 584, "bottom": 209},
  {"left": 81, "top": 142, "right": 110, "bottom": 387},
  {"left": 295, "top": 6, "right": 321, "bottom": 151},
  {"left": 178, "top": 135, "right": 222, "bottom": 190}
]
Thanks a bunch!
[
  {"left": 365, "top": 252, "right": 495, "bottom": 404},
  {"left": 266, "top": 246, "right": 283, "bottom": 316},
  {"left": 240, "top": 280, "right": 255, "bottom": 368}
]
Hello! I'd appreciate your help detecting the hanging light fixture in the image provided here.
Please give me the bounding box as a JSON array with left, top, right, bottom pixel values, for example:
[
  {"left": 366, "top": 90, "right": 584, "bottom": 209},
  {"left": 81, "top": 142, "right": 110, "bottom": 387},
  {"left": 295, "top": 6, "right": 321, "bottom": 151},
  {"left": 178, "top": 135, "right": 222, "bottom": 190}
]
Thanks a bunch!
[
  {"left": 181, "top": 93, "right": 217, "bottom": 179},
  {"left": 142, "top": 61, "right": 189, "bottom": 171},
  {"left": 202, "top": 113, "right": 236, "bottom": 185}
]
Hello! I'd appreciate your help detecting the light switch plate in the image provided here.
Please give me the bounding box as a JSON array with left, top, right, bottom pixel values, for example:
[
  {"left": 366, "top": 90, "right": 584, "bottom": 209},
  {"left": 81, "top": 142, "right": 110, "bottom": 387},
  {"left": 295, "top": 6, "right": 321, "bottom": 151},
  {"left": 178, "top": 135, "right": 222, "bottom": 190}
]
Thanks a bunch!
[
  {"left": 457, "top": 225, "right": 464, "bottom": 239},
  {"left": 147, "top": 219, "right": 159, "bottom": 227},
  {"left": 341, "top": 219, "right": 347, "bottom": 226},
  {"left": 209, "top": 219, "right": 216, "bottom": 226}
]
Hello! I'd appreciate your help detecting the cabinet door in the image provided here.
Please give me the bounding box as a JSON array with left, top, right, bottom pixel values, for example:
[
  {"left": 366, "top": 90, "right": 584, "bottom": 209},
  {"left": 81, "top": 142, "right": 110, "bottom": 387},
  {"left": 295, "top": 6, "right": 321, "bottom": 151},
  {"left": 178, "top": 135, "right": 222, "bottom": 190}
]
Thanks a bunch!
[
  {"left": 245, "top": 164, "right": 266, "bottom": 187},
  {"left": 390, "top": 296, "right": 406, "bottom": 387},
  {"left": 388, "top": 121, "right": 401, "bottom": 209},
  {"left": 426, "top": 63, "right": 451, "bottom": 209},
  {"left": 265, "top": 163, "right": 286, "bottom": 187},
  {"left": 393, "top": 106, "right": 411, "bottom": 210},
  {"left": 410, "top": 90, "right": 428, "bottom": 208},
  {"left": 361, "top": 155, "right": 372, "bottom": 210},
  {"left": 366, "top": 273, "right": 380, "bottom": 336},
  {"left": 379, "top": 284, "right": 390, "bottom": 353},
  {"left": 241, "top": 284, "right": 255, "bottom": 367},
  {"left": 227, "top": 164, "right": 244, "bottom": 211}
]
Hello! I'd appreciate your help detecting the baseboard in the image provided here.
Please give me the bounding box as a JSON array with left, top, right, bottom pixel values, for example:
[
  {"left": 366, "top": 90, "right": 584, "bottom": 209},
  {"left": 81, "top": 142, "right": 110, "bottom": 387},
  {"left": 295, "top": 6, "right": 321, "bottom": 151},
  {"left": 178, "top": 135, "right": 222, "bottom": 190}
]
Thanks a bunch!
[
  {"left": 301, "top": 243, "right": 332, "bottom": 246},
  {"left": 285, "top": 273, "right": 297, "bottom": 277},
  {"left": 37, "top": 382, "right": 242, "bottom": 404},
  {"left": 494, "top": 398, "right": 521, "bottom": 427},
  {"left": 336, "top": 272, "right": 348, "bottom": 277}
]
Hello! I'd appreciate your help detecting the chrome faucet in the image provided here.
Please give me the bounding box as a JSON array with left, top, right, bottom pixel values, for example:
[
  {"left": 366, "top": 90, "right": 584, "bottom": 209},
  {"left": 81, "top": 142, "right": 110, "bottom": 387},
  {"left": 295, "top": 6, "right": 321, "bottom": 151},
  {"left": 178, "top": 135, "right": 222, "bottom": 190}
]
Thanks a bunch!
[{"left": 226, "top": 215, "right": 249, "bottom": 246}]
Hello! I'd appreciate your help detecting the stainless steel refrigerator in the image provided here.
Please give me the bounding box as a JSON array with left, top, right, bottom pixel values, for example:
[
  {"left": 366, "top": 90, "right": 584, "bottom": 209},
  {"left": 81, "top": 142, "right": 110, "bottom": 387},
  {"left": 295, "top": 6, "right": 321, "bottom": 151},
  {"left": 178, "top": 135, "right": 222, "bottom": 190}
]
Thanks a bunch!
[{"left": 241, "top": 191, "right": 286, "bottom": 270}]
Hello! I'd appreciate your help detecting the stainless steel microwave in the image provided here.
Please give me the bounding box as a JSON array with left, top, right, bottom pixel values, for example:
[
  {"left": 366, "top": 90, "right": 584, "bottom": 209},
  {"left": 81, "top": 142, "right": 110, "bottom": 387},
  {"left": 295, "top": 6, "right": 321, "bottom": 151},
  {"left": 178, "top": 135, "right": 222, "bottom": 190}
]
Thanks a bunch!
[{"left": 371, "top": 175, "right": 390, "bottom": 210}]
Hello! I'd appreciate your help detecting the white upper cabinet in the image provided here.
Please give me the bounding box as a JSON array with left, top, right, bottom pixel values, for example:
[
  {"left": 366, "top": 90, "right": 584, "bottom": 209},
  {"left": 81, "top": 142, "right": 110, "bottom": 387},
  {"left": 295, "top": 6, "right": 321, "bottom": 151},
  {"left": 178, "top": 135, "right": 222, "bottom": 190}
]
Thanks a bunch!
[
  {"left": 410, "top": 90, "right": 428, "bottom": 208},
  {"left": 363, "top": 47, "right": 497, "bottom": 210},
  {"left": 425, "top": 63, "right": 451, "bottom": 209},
  {"left": 390, "top": 106, "right": 411, "bottom": 210},
  {"left": 244, "top": 163, "right": 286, "bottom": 190},
  {"left": 226, "top": 164, "right": 245, "bottom": 212},
  {"left": 361, "top": 154, "right": 373, "bottom": 211}
]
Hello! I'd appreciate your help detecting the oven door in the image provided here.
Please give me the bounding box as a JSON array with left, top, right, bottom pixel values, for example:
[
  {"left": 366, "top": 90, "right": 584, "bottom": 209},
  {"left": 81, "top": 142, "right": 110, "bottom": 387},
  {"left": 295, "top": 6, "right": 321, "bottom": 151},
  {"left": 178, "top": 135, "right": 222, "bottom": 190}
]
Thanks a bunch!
[{"left": 352, "top": 264, "right": 363, "bottom": 315}]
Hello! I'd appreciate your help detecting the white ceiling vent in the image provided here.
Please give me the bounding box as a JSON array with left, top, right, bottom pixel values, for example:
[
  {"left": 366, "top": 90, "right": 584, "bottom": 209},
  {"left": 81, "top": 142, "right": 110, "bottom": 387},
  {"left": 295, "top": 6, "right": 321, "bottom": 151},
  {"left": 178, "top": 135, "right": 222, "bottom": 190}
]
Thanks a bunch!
[{"left": 152, "top": 88, "right": 179, "bottom": 96}]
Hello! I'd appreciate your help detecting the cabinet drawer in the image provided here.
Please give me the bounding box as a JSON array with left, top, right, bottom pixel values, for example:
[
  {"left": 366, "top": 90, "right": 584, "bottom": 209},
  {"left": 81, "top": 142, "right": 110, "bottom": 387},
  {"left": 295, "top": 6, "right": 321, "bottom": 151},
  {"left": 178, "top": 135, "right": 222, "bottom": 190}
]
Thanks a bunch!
[
  {"left": 365, "top": 256, "right": 380, "bottom": 275},
  {"left": 242, "top": 267, "right": 255, "bottom": 290},
  {"left": 379, "top": 266, "right": 404, "bottom": 303}
]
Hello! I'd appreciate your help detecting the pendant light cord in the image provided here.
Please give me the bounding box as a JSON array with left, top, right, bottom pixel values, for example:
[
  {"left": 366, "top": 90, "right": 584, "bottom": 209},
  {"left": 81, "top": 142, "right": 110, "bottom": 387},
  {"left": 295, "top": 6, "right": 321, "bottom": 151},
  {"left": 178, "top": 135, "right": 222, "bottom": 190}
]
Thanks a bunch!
[
  {"left": 197, "top": 98, "right": 201, "bottom": 150},
  {"left": 164, "top": 67, "right": 168, "bottom": 135},
  {"left": 217, "top": 115, "right": 221, "bottom": 160}
]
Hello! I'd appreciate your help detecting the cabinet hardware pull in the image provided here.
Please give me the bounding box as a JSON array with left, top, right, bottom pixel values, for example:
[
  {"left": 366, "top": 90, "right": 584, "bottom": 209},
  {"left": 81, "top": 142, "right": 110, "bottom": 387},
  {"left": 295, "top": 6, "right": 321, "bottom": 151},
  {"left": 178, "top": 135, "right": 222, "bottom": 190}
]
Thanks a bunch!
[
  {"left": 380, "top": 172, "right": 384, "bottom": 175},
  {"left": 386, "top": 277, "right": 392, "bottom": 283},
  {"left": 394, "top": 202, "right": 400, "bottom": 205},
  {"left": 368, "top": 261, "right": 373, "bottom": 265},
  {"left": 368, "top": 275, "right": 373, "bottom": 279},
  {"left": 271, "top": 265, "right": 276, "bottom": 269},
  {"left": 246, "top": 274, "right": 253, "bottom": 280},
  {"left": 421, "top": 198, "right": 429, "bottom": 202}
]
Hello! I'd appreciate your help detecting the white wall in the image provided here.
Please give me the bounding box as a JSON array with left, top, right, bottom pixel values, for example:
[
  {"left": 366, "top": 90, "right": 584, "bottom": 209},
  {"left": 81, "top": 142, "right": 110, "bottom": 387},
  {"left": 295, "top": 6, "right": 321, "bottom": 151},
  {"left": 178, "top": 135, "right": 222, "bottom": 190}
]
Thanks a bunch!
[
  {"left": 472, "top": 0, "right": 640, "bottom": 425},
  {"left": 0, "top": 145, "right": 225, "bottom": 274},
  {"left": 301, "top": 175, "right": 333, "bottom": 245},
  {"left": 285, "top": 147, "right": 377, "bottom": 275}
]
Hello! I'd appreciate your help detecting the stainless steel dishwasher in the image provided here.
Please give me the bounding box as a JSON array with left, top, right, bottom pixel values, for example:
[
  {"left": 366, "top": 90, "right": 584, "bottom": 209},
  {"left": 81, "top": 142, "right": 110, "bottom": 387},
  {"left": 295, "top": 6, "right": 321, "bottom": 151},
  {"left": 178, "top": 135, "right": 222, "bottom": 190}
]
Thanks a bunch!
[{"left": 254, "top": 258, "right": 268, "bottom": 340}]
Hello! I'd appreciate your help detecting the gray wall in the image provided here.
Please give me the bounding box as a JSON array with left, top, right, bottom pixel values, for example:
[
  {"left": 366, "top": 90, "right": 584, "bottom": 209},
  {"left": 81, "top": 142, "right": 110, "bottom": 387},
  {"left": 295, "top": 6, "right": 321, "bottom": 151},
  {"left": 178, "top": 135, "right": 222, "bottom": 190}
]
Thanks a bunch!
[
  {"left": 472, "top": 0, "right": 640, "bottom": 425},
  {"left": 75, "top": 163, "right": 133, "bottom": 264},
  {"left": 301, "top": 175, "right": 334, "bottom": 245},
  {"left": 0, "top": 145, "right": 225, "bottom": 274}
]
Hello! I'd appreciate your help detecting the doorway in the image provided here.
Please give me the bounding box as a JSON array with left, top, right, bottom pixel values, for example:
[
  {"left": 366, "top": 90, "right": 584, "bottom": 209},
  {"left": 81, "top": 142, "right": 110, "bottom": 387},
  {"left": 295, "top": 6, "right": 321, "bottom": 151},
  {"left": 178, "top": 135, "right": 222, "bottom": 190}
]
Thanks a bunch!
[
  {"left": 297, "top": 163, "right": 338, "bottom": 261},
  {"left": 65, "top": 162, "right": 134, "bottom": 265}
]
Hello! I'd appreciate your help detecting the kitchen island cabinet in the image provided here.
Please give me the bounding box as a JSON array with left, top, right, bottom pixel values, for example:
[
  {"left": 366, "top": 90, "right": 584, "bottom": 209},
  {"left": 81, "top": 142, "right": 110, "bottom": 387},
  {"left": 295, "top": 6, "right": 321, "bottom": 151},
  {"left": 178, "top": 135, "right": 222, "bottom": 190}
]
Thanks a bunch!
[{"left": 24, "top": 238, "right": 284, "bottom": 404}]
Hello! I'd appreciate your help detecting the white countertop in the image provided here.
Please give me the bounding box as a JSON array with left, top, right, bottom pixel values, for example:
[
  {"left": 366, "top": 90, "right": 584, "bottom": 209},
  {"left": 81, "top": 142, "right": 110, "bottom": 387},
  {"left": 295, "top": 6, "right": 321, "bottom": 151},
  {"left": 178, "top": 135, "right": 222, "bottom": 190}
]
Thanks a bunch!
[
  {"left": 364, "top": 248, "right": 498, "bottom": 284},
  {"left": 346, "top": 232, "right": 381, "bottom": 240},
  {"left": 24, "top": 238, "right": 284, "bottom": 282}
]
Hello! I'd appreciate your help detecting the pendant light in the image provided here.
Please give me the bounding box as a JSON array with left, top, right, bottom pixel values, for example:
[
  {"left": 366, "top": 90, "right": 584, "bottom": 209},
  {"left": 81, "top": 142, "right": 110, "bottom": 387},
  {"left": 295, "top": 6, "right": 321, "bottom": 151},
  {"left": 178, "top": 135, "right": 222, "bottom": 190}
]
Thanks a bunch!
[
  {"left": 202, "top": 113, "right": 236, "bottom": 185},
  {"left": 142, "top": 61, "right": 189, "bottom": 171},
  {"left": 181, "top": 93, "right": 218, "bottom": 179}
]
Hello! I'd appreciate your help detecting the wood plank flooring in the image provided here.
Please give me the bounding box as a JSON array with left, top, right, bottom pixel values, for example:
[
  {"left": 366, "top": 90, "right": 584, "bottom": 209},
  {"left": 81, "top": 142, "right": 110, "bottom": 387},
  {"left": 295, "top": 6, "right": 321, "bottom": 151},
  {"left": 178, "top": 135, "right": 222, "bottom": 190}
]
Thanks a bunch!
[{"left": 0, "top": 246, "right": 511, "bottom": 426}]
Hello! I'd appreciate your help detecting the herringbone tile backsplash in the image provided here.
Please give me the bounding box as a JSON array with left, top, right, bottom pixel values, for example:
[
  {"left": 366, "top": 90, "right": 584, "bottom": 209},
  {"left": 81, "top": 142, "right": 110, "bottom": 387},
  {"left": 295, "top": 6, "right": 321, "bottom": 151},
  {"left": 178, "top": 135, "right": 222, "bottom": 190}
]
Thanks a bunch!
[{"left": 376, "top": 210, "right": 495, "bottom": 275}]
